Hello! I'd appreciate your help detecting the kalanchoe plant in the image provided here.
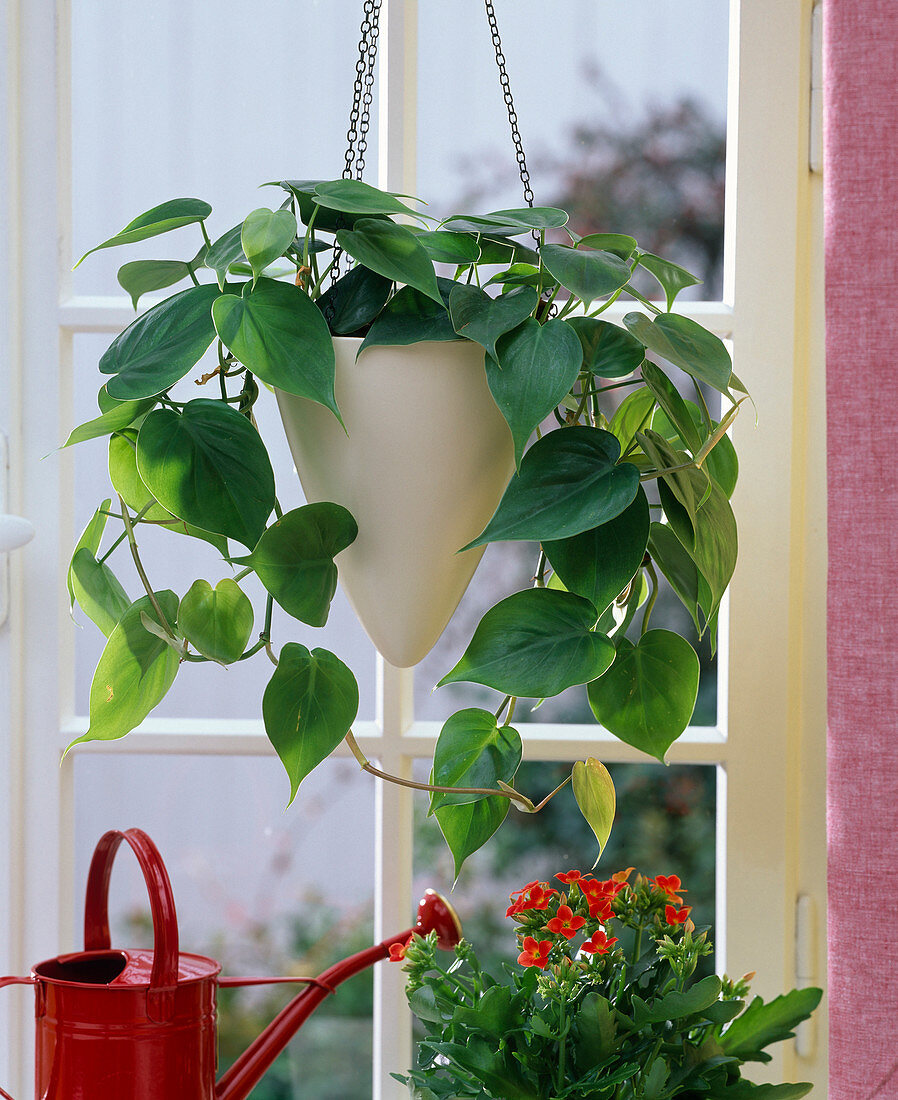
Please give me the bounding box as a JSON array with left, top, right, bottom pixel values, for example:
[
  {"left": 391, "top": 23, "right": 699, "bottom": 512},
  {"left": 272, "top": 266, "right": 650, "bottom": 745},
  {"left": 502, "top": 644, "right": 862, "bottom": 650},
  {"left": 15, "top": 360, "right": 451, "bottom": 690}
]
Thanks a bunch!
[
  {"left": 65, "top": 178, "right": 746, "bottom": 870},
  {"left": 394, "top": 869, "right": 821, "bottom": 1100}
]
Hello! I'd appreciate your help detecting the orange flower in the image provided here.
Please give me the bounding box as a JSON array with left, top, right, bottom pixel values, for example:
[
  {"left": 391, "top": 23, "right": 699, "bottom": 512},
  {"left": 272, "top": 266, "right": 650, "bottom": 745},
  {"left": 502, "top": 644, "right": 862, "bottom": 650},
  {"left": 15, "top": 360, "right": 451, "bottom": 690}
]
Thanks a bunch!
[
  {"left": 588, "top": 898, "right": 614, "bottom": 922},
  {"left": 580, "top": 929, "right": 618, "bottom": 955},
  {"left": 388, "top": 942, "right": 408, "bottom": 962},
  {"left": 654, "top": 875, "right": 687, "bottom": 905},
  {"left": 612, "top": 867, "right": 635, "bottom": 884},
  {"left": 665, "top": 904, "right": 692, "bottom": 926},
  {"left": 517, "top": 936, "right": 553, "bottom": 969},
  {"left": 555, "top": 869, "right": 582, "bottom": 885},
  {"left": 546, "top": 905, "right": 586, "bottom": 940},
  {"left": 506, "top": 881, "right": 558, "bottom": 918}
]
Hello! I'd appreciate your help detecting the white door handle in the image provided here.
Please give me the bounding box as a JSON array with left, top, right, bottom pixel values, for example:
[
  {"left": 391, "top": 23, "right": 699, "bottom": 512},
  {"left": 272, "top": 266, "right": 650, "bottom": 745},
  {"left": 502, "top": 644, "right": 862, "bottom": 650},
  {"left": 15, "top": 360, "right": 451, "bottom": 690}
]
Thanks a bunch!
[{"left": 0, "top": 513, "right": 35, "bottom": 552}]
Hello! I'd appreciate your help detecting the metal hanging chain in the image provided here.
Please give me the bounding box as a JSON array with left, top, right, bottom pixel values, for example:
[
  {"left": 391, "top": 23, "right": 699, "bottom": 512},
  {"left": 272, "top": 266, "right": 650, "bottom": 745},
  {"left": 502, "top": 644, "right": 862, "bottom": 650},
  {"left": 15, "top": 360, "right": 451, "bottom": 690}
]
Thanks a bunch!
[{"left": 484, "top": 0, "right": 535, "bottom": 209}]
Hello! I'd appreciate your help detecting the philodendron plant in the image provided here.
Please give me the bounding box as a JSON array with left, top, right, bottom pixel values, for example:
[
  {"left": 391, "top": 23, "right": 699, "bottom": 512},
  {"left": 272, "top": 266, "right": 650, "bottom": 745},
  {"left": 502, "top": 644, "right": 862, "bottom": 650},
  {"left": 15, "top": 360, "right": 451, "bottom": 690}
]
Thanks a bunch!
[{"left": 65, "top": 178, "right": 746, "bottom": 872}]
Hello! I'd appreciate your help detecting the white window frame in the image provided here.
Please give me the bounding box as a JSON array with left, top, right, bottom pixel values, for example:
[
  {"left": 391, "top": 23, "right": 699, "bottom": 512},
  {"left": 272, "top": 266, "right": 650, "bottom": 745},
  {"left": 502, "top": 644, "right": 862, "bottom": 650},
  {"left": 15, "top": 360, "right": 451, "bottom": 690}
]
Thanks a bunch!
[{"left": 1, "top": 0, "right": 826, "bottom": 1095}]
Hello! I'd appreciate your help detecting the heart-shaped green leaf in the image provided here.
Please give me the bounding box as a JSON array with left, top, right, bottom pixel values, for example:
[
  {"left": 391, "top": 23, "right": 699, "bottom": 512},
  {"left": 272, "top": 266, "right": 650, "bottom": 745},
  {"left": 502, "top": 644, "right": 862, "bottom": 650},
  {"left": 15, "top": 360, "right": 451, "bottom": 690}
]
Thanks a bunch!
[
  {"left": 608, "top": 390, "right": 656, "bottom": 454},
  {"left": 639, "top": 430, "right": 710, "bottom": 518},
  {"left": 64, "top": 394, "right": 155, "bottom": 448},
  {"left": 438, "top": 588, "right": 615, "bottom": 698},
  {"left": 449, "top": 284, "right": 538, "bottom": 360},
  {"left": 567, "top": 318, "right": 645, "bottom": 379},
  {"left": 652, "top": 403, "right": 738, "bottom": 498},
  {"left": 136, "top": 401, "right": 275, "bottom": 548},
  {"left": 435, "top": 796, "right": 510, "bottom": 882},
  {"left": 241, "top": 207, "right": 298, "bottom": 284},
  {"left": 69, "top": 592, "right": 181, "bottom": 749},
  {"left": 312, "top": 179, "right": 424, "bottom": 218},
  {"left": 485, "top": 318, "right": 582, "bottom": 468},
  {"left": 578, "top": 232, "right": 638, "bottom": 259},
  {"left": 70, "top": 548, "right": 131, "bottom": 637},
  {"left": 262, "top": 643, "right": 359, "bottom": 804},
  {"left": 464, "top": 427, "right": 640, "bottom": 549},
  {"left": 177, "top": 578, "right": 253, "bottom": 664},
  {"left": 414, "top": 230, "right": 481, "bottom": 264},
  {"left": 572, "top": 758, "right": 616, "bottom": 864},
  {"left": 641, "top": 361, "right": 703, "bottom": 452},
  {"left": 315, "top": 264, "right": 393, "bottom": 335},
  {"left": 359, "top": 283, "right": 456, "bottom": 352},
  {"left": 75, "top": 198, "right": 212, "bottom": 266},
  {"left": 636, "top": 253, "right": 701, "bottom": 311},
  {"left": 442, "top": 207, "right": 568, "bottom": 235},
  {"left": 543, "top": 487, "right": 650, "bottom": 613},
  {"left": 648, "top": 522, "right": 703, "bottom": 634},
  {"left": 100, "top": 283, "right": 221, "bottom": 399},
  {"left": 117, "top": 252, "right": 203, "bottom": 309},
  {"left": 213, "top": 279, "right": 339, "bottom": 419},
  {"left": 204, "top": 224, "right": 245, "bottom": 289},
  {"left": 540, "top": 244, "right": 631, "bottom": 306},
  {"left": 587, "top": 630, "right": 700, "bottom": 761},
  {"left": 68, "top": 501, "right": 112, "bottom": 608},
  {"left": 624, "top": 312, "right": 732, "bottom": 395},
  {"left": 235, "top": 503, "right": 357, "bottom": 627},
  {"left": 337, "top": 219, "right": 442, "bottom": 304},
  {"left": 429, "top": 709, "right": 522, "bottom": 812}
]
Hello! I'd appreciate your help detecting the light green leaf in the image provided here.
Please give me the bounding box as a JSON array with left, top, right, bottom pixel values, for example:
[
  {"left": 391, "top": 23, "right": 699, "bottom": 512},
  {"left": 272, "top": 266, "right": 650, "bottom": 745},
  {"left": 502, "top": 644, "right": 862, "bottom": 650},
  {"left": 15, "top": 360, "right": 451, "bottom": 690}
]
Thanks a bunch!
[
  {"left": 312, "top": 179, "right": 425, "bottom": 218},
  {"left": 486, "top": 318, "right": 582, "bottom": 468},
  {"left": 636, "top": 252, "right": 702, "bottom": 311},
  {"left": 435, "top": 797, "right": 510, "bottom": 883},
  {"left": 720, "top": 988, "right": 823, "bottom": 1063},
  {"left": 587, "top": 630, "right": 700, "bottom": 761},
  {"left": 441, "top": 207, "right": 568, "bottom": 235},
  {"left": 540, "top": 244, "right": 631, "bottom": 306},
  {"left": 64, "top": 395, "right": 155, "bottom": 448},
  {"left": 438, "top": 588, "right": 615, "bottom": 698},
  {"left": 578, "top": 232, "right": 638, "bottom": 259},
  {"left": 648, "top": 522, "right": 703, "bottom": 634},
  {"left": 448, "top": 283, "right": 538, "bottom": 360},
  {"left": 543, "top": 487, "right": 650, "bottom": 613},
  {"left": 70, "top": 548, "right": 131, "bottom": 637},
  {"left": 136, "top": 401, "right": 275, "bottom": 549},
  {"left": 75, "top": 198, "right": 211, "bottom": 266},
  {"left": 177, "top": 578, "right": 253, "bottom": 664},
  {"left": 337, "top": 219, "right": 442, "bottom": 304},
  {"left": 213, "top": 279, "right": 339, "bottom": 419},
  {"left": 262, "top": 643, "right": 359, "bottom": 804},
  {"left": 464, "top": 427, "right": 640, "bottom": 549},
  {"left": 204, "top": 224, "right": 245, "bottom": 289},
  {"left": 235, "top": 503, "right": 357, "bottom": 627},
  {"left": 624, "top": 312, "right": 732, "bottom": 395},
  {"left": 572, "top": 758, "right": 616, "bottom": 864},
  {"left": 567, "top": 317, "right": 645, "bottom": 379},
  {"left": 608, "top": 389, "right": 656, "bottom": 454},
  {"left": 632, "top": 975, "right": 722, "bottom": 1025},
  {"left": 69, "top": 592, "right": 181, "bottom": 748},
  {"left": 117, "top": 251, "right": 204, "bottom": 310},
  {"left": 653, "top": 402, "right": 739, "bottom": 498},
  {"left": 429, "top": 709, "right": 522, "bottom": 812},
  {"left": 68, "top": 501, "right": 111, "bottom": 608},
  {"left": 100, "top": 283, "right": 221, "bottom": 399},
  {"left": 241, "top": 207, "right": 298, "bottom": 285},
  {"left": 414, "top": 230, "right": 481, "bottom": 264}
]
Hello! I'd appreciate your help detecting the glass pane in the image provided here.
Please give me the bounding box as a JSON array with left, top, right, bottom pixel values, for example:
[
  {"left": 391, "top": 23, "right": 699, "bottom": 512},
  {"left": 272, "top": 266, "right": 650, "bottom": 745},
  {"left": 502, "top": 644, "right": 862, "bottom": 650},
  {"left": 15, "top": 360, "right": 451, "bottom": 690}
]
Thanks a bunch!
[
  {"left": 68, "top": 334, "right": 378, "bottom": 722},
  {"left": 413, "top": 759, "right": 717, "bottom": 974},
  {"left": 71, "top": 0, "right": 375, "bottom": 296},
  {"left": 418, "top": 0, "right": 728, "bottom": 297},
  {"left": 74, "top": 754, "right": 375, "bottom": 1098}
]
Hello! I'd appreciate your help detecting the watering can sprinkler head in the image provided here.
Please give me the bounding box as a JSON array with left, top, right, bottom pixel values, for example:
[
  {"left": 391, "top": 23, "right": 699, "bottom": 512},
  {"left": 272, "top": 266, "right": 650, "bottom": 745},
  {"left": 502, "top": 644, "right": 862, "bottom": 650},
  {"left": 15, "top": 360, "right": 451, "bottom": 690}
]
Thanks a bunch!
[{"left": 413, "top": 888, "right": 463, "bottom": 951}]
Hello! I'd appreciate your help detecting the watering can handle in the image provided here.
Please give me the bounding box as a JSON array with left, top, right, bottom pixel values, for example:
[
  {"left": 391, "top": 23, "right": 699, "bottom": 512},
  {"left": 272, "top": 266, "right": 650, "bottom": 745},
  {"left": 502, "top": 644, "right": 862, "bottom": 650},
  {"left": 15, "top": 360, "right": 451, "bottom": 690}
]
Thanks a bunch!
[{"left": 83, "top": 828, "right": 179, "bottom": 1019}]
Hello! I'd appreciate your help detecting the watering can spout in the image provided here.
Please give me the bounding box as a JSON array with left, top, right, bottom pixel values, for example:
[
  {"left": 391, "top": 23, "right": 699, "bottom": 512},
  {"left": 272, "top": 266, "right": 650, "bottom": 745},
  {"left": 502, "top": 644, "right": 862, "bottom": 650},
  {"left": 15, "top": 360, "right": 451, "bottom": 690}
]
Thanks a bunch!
[{"left": 215, "top": 890, "right": 462, "bottom": 1100}]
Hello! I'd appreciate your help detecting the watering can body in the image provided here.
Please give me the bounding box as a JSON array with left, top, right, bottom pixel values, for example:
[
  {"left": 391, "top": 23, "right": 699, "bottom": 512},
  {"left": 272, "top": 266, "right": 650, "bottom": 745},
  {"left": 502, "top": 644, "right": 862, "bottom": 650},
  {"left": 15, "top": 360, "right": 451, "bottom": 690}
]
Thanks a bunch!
[{"left": 0, "top": 828, "right": 462, "bottom": 1100}]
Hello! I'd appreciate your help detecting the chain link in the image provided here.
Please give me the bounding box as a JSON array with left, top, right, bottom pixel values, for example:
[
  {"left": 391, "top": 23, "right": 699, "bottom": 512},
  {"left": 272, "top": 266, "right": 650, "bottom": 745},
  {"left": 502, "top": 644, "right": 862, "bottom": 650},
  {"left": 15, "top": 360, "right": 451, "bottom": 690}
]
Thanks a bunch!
[{"left": 484, "top": 0, "right": 534, "bottom": 209}]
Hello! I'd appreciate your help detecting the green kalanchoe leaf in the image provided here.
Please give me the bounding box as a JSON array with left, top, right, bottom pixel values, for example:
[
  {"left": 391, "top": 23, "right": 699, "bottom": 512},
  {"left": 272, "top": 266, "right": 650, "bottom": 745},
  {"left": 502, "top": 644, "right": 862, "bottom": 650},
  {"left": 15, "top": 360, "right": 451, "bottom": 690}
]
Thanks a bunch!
[
  {"left": 720, "top": 988, "right": 823, "bottom": 1064},
  {"left": 177, "top": 578, "right": 253, "bottom": 664},
  {"left": 438, "top": 588, "right": 615, "bottom": 698},
  {"left": 262, "top": 643, "right": 359, "bottom": 804},
  {"left": 429, "top": 709, "right": 522, "bottom": 812}
]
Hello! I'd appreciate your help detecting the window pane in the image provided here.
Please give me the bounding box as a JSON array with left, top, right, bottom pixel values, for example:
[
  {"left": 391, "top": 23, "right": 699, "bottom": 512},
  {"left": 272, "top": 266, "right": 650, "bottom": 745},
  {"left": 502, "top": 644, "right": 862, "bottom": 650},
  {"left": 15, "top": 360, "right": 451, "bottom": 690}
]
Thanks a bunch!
[
  {"left": 418, "top": 0, "right": 728, "bottom": 297},
  {"left": 74, "top": 754, "right": 375, "bottom": 1098},
  {"left": 71, "top": 0, "right": 375, "bottom": 297},
  {"left": 68, "top": 334, "right": 378, "bottom": 722}
]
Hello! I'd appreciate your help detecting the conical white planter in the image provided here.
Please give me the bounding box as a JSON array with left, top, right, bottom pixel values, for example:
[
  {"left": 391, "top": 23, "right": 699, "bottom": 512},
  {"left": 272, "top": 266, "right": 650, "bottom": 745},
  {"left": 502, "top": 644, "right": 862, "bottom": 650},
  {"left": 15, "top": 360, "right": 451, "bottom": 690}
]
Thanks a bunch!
[{"left": 276, "top": 337, "right": 515, "bottom": 668}]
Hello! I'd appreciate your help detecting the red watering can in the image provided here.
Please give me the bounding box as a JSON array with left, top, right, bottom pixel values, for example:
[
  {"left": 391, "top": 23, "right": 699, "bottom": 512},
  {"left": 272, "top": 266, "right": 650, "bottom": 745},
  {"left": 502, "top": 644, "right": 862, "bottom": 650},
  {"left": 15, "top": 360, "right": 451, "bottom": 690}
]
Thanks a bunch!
[{"left": 0, "top": 828, "right": 461, "bottom": 1100}]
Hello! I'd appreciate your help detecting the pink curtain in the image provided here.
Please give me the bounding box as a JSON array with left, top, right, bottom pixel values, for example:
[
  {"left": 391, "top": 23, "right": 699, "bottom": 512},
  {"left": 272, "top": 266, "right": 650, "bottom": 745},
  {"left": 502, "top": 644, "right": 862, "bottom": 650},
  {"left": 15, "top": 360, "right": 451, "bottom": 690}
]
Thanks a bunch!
[{"left": 825, "top": 3, "right": 898, "bottom": 1096}]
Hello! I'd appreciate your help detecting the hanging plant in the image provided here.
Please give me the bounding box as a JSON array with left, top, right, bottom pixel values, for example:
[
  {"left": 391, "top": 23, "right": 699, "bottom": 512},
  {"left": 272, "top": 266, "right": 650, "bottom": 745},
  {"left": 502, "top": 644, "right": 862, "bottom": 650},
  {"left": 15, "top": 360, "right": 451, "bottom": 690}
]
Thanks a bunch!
[{"left": 64, "top": 176, "right": 746, "bottom": 872}]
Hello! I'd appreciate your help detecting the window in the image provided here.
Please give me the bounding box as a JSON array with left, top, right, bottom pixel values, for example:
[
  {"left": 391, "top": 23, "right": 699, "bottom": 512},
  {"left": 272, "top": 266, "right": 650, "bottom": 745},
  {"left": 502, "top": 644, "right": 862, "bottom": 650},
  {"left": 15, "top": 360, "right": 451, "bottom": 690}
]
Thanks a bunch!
[{"left": 0, "top": 1, "right": 825, "bottom": 1094}]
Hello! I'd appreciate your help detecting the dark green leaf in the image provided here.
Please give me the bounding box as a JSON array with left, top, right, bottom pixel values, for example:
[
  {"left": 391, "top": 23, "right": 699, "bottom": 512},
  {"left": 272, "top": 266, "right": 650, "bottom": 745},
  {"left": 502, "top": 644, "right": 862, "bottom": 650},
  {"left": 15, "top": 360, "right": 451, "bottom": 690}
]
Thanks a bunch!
[
  {"left": 69, "top": 592, "right": 180, "bottom": 748},
  {"left": 235, "top": 503, "right": 357, "bottom": 627},
  {"left": 64, "top": 395, "right": 155, "bottom": 447},
  {"left": 204, "top": 224, "right": 245, "bottom": 289},
  {"left": 573, "top": 993, "right": 619, "bottom": 1070},
  {"left": 464, "top": 427, "right": 640, "bottom": 549},
  {"left": 76, "top": 198, "right": 211, "bottom": 266},
  {"left": 414, "top": 230, "right": 480, "bottom": 264},
  {"left": 136, "top": 401, "right": 275, "bottom": 548},
  {"left": 632, "top": 976, "right": 722, "bottom": 1025},
  {"left": 720, "top": 989, "right": 822, "bottom": 1063},
  {"left": 68, "top": 501, "right": 112, "bottom": 608},
  {"left": 263, "top": 643, "right": 359, "bottom": 803},
  {"left": 607, "top": 389, "right": 656, "bottom": 454},
  {"left": 486, "top": 318, "right": 582, "bottom": 468},
  {"left": 212, "top": 278, "right": 339, "bottom": 418},
  {"left": 587, "top": 630, "right": 700, "bottom": 761},
  {"left": 70, "top": 548, "right": 131, "bottom": 637},
  {"left": 637, "top": 252, "right": 702, "bottom": 311},
  {"left": 315, "top": 264, "right": 392, "bottom": 335},
  {"left": 177, "top": 578, "right": 253, "bottom": 664},
  {"left": 337, "top": 219, "right": 442, "bottom": 304},
  {"left": 540, "top": 244, "right": 631, "bottom": 306},
  {"left": 653, "top": 403, "right": 739, "bottom": 498},
  {"left": 567, "top": 317, "right": 645, "bottom": 379},
  {"left": 241, "top": 207, "right": 298, "bottom": 284},
  {"left": 442, "top": 207, "right": 567, "bottom": 235},
  {"left": 117, "top": 255, "right": 200, "bottom": 310},
  {"left": 484, "top": 262, "right": 548, "bottom": 291},
  {"left": 477, "top": 237, "right": 539, "bottom": 265},
  {"left": 359, "top": 284, "right": 456, "bottom": 352},
  {"left": 624, "top": 312, "right": 732, "bottom": 395},
  {"left": 448, "top": 283, "right": 538, "bottom": 359},
  {"left": 704, "top": 1081, "right": 813, "bottom": 1099},
  {"left": 543, "top": 487, "right": 650, "bottom": 613},
  {"left": 438, "top": 588, "right": 615, "bottom": 698},
  {"left": 100, "top": 284, "right": 221, "bottom": 399},
  {"left": 572, "top": 758, "right": 616, "bottom": 862},
  {"left": 578, "top": 232, "right": 638, "bottom": 259},
  {"left": 276, "top": 179, "right": 389, "bottom": 233},
  {"left": 451, "top": 985, "right": 520, "bottom": 1037},
  {"left": 313, "top": 179, "right": 424, "bottom": 218},
  {"left": 435, "top": 796, "right": 510, "bottom": 884},
  {"left": 639, "top": 429, "right": 710, "bottom": 519},
  {"left": 641, "top": 361, "right": 703, "bottom": 452},
  {"left": 648, "top": 522, "right": 703, "bottom": 634},
  {"left": 430, "top": 709, "right": 522, "bottom": 812}
]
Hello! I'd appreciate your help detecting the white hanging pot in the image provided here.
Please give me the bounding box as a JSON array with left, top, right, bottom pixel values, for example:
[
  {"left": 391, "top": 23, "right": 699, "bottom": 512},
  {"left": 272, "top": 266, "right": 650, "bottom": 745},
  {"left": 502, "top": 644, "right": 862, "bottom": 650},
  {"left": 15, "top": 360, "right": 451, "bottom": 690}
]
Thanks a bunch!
[{"left": 276, "top": 337, "right": 515, "bottom": 668}]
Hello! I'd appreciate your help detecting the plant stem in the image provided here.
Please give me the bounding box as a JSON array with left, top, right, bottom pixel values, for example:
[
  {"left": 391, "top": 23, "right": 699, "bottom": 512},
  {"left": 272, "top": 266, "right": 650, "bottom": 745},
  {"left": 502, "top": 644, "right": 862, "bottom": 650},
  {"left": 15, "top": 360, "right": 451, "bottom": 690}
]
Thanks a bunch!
[
  {"left": 531, "top": 773, "right": 572, "bottom": 812},
  {"left": 97, "top": 501, "right": 155, "bottom": 563},
  {"left": 233, "top": 566, "right": 253, "bottom": 582},
  {"left": 494, "top": 695, "right": 512, "bottom": 720},
  {"left": 117, "top": 495, "right": 175, "bottom": 637},
  {"left": 641, "top": 561, "right": 658, "bottom": 636},
  {"left": 639, "top": 460, "right": 698, "bottom": 482},
  {"left": 200, "top": 221, "right": 213, "bottom": 250},
  {"left": 632, "top": 922, "right": 644, "bottom": 964}
]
